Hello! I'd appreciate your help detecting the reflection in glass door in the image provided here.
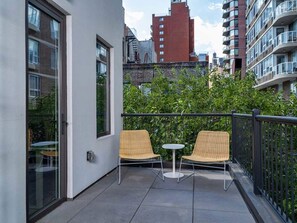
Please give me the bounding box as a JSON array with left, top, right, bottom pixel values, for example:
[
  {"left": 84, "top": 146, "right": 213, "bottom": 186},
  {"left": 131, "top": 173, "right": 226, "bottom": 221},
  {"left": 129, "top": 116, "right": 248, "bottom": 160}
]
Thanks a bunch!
[{"left": 27, "top": 2, "right": 66, "bottom": 218}]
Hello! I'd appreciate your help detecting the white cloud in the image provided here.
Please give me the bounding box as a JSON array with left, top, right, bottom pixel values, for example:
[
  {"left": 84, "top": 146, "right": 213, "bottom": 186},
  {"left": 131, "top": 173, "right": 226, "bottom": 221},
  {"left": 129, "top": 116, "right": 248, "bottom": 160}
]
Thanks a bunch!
[
  {"left": 125, "top": 10, "right": 144, "bottom": 30},
  {"left": 208, "top": 3, "right": 222, "bottom": 11},
  {"left": 194, "top": 16, "right": 223, "bottom": 57}
]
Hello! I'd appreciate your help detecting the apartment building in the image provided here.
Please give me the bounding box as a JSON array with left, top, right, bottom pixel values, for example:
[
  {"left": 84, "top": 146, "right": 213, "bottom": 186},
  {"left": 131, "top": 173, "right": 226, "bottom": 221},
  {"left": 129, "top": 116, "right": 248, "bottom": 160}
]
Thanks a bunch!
[
  {"left": 152, "top": 0, "right": 196, "bottom": 62},
  {"left": 246, "top": 0, "right": 297, "bottom": 95},
  {"left": 222, "top": 0, "right": 246, "bottom": 77}
]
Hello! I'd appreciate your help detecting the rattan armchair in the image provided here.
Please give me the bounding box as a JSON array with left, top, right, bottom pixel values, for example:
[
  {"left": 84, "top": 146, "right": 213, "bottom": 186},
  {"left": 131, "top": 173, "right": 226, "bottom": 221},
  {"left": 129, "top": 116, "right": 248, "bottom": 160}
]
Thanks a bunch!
[
  {"left": 118, "top": 130, "right": 164, "bottom": 184},
  {"left": 178, "top": 131, "right": 233, "bottom": 191}
]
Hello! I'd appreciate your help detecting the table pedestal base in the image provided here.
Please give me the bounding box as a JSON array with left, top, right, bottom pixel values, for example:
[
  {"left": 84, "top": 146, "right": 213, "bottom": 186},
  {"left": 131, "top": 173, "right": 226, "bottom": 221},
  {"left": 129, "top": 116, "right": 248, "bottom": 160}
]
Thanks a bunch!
[{"left": 164, "top": 172, "right": 184, "bottom": 178}]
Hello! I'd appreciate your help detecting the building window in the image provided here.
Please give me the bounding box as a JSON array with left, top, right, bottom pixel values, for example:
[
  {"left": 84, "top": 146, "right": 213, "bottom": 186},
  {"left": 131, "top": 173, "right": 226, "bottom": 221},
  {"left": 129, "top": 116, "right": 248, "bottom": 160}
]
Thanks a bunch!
[
  {"left": 51, "top": 49, "right": 58, "bottom": 69},
  {"left": 96, "top": 40, "right": 110, "bottom": 137},
  {"left": 159, "top": 17, "right": 164, "bottom": 21},
  {"left": 28, "top": 39, "right": 39, "bottom": 64},
  {"left": 29, "top": 74, "right": 40, "bottom": 98},
  {"left": 159, "top": 24, "right": 164, "bottom": 28},
  {"left": 28, "top": 4, "right": 40, "bottom": 29},
  {"left": 160, "top": 58, "right": 164, "bottom": 62},
  {"left": 160, "top": 51, "right": 164, "bottom": 55},
  {"left": 159, "top": 31, "right": 164, "bottom": 35},
  {"left": 291, "top": 82, "right": 297, "bottom": 95},
  {"left": 160, "top": 37, "right": 164, "bottom": 41},
  {"left": 50, "top": 20, "right": 59, "bottom": 39},
  {"left": 160, "top": 44, "right": 164, "bottom": 48}
]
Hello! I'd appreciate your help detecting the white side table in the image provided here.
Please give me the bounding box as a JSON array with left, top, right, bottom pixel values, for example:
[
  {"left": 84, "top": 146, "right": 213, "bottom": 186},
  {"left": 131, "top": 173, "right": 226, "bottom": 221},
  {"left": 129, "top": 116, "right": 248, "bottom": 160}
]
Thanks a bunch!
[{"left": 162, "top": 144, "right": 185, "bottom": 178}]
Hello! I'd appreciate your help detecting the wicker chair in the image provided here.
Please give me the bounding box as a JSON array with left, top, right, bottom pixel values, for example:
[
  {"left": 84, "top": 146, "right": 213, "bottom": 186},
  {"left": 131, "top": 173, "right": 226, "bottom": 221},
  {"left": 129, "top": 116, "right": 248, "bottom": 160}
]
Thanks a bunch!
[
  {"left": 178, "top": 130, "right": 233, "bottom": 191},
  {"left": 118, "top": 130, "right": 164, "bottom": 184}
]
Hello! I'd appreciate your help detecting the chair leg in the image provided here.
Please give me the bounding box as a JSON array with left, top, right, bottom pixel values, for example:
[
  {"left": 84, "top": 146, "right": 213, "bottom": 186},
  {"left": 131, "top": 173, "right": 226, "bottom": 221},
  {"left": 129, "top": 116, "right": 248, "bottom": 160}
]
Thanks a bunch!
[
  {"left": 224, "top": 161, "right": 233, "bottom": 191},
  {"left": 118, "top": 157, "right": 121, "bottom": 185},
  {"left": 160, "top": 157, "right": 164, "bottom": 181},
  {"left": 178, "top": 159, "right": 195, "bottom": 183}
]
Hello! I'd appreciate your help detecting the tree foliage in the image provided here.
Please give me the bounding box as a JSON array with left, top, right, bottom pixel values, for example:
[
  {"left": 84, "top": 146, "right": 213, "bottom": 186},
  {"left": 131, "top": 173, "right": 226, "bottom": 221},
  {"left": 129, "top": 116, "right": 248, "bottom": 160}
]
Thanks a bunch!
[{"left": 124, "top": 68, "right": 297, "bottom": 116}]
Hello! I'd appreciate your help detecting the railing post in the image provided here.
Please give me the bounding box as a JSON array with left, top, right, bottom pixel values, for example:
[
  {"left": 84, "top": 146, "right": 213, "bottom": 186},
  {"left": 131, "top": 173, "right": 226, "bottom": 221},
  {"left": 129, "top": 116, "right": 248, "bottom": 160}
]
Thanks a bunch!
[
  {"left": 231, "top": 110, "right": 236, "bottom": 163},
  {"left": 252, "top": 109, "right": 262, "bottom": 195}
]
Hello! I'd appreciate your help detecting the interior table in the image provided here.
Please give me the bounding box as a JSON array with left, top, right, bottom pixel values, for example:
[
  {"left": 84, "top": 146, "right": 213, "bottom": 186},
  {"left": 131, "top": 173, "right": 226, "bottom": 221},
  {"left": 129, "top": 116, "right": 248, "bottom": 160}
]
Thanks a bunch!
[{"left": 162, "top": 144, "right": 185, "bottom": 178}]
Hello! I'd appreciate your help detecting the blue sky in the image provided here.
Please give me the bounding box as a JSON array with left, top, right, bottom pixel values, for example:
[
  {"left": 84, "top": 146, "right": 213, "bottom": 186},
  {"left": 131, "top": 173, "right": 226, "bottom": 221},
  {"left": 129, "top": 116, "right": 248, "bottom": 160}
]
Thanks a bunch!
[{"left": 123, "top": 0, "right": 224, "bottom": 57}]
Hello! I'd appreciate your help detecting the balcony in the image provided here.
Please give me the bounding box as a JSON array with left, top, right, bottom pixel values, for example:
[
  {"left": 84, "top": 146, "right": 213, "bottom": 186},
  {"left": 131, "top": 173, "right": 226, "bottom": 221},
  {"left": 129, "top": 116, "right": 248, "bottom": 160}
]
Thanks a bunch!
[
  {"left": 222, "top": 0, "right": 232, "bottom": 9},
  {"left": 37, "top": 113, "right": 296, "bottom": 223},
  {"left": 223, "top": 27, "right": 230, "bottom": 36},
  {"left": 223, "top": 36, "right": 230, "bottom": 45},
  {"left": 222, "top": 17, "right": 230, "bottom": 27},
  {"left": 223, "top": 45, "right": 230, "bottom": 54},
  {"left": 222, "top": 8, "right": 230, "bottom": 19},
  {"left": 38, "top": 167, "right": 254, "bottom": 222},
  {"left": 273, "top": 31, "right": 297, "bottom": 54},
  {"left": 255, "top": 61, "right": 297, "bottom": 89},
  {"left": 273, "top": 0, "right": 297, "bottom": 26}
]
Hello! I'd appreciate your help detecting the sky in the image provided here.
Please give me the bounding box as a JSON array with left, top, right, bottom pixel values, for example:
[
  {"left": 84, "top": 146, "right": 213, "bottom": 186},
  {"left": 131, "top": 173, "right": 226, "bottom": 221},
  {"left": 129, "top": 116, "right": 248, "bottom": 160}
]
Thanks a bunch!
[{"left": 123, "top": 0, "right": 224, "bottom": 58}]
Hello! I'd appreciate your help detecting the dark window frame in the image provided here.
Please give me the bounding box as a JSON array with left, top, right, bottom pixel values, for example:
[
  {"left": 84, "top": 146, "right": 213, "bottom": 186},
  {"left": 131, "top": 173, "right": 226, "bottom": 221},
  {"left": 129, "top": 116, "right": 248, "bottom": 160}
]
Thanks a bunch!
[
  {"left": 96, "top": 36, "right": 111, "bottom": 138},
  {"left": 26, "top": 0, "right": 67, "bottom": 222}
]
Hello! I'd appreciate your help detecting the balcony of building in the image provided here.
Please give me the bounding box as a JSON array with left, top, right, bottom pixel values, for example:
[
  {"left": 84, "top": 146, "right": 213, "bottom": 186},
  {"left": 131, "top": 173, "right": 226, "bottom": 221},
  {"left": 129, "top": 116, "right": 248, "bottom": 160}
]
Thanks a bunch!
[
  {"left": 38, "top": 113, "right": 296, "bottom": 223},
  {"left": 255, "top": 61, "right": 297, "bottom": 89},
  {"left": 223, "top": 36, "right": 230, "bottom": 45},
  {"left": 273, "top": 0, "right": 297, "bottom": 26},
  {"left": 222, "top": 17, "right": 230, "bottom": 27},
  {"left": 222, "top": 0, "right": 232, "bottom": 10},
  {"left": 223, "top": 45, "right": 231, "bottom": 54},
  {"left": 222, "top": 8, "right": 231, "bottom": 19},
  {"left": 223, "top": 27, "right": 230, "bottom": 36},
  {"left": 273, "top": 31, "right": 297, "bottom": 54}
]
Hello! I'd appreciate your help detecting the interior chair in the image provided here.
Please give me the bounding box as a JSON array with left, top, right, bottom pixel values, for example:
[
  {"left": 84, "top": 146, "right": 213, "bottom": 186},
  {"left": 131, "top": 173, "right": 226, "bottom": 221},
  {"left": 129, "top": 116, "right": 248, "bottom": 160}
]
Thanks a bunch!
[
  {"left": 178, "top": 130, "right": 233, "bottom": 191},
  {"left": 36, "top": 150, "right": 58, "bottom": 172},
  {"left": 118, "top": 130, "right": 164, "bottom": 184}
]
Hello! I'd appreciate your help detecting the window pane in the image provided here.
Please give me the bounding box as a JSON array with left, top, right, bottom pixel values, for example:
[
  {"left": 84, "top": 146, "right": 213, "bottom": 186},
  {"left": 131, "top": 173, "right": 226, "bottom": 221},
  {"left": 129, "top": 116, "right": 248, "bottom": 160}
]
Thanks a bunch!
[
  {"left": 96, "top": 41, "right": 110, "bottom": 137},
  {"left": 28, "top": 39, "right": 39, "bottom": 64},
  {"left": 28, "top": 5, "right": 40, "bottom": 28}
]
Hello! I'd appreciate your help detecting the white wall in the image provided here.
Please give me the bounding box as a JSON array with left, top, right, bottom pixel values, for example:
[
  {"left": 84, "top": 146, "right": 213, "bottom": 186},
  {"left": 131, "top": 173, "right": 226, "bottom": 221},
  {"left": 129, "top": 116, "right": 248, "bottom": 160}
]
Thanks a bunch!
[
  {"left": 51, "top": 0, "right": 124, "bottom": 198},
  {"left": 0, "top": 0, "right": 123, "bottom": 222},
  {"left": 0, "top": 1, "right": 26, "bottom": 222}
]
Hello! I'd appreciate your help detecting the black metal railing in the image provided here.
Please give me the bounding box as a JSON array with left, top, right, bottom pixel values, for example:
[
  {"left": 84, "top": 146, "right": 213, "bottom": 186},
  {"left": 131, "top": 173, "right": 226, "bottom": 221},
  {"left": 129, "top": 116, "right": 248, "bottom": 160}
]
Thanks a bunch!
[
  {"left": 255, "top": 113, "right": 297, "bottom": 222},
  {"left": 232, "top": 113, "right": 253, "bottom": 180},
  {"left": 122, "top": 111, "right": 297, "bottom": 223}
]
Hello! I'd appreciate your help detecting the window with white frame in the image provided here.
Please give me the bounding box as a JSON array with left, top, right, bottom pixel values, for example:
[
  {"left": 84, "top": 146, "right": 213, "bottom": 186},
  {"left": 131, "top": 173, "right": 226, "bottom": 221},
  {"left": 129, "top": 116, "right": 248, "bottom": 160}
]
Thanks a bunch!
[
  {"left": 29, "top": 74, "right": 40, "bottom": 98},
  {"left": 160, "top": 51, "right": 164, "bottom": 55},
  {"left": 50, "top": 20, "right": 59, "bottom": 39},
  {"left": 159, "top": 17, "right": 164, "bottom": 21},
  {"left": 160, "top": 44, "right": 164, "bottom": 48},
  {"left": 160, "top": 58, "right": 164, "bottom": 62},
  {"left": 159, "top": 24, "right": 164, "bottom": 28},
  {"left": 96, "top": 39, "right": 110, "bottom": 137},
  {"left": 160, "top": 37, "right": 164, "bottom": 41},
  {"left": 28, "top": 39, "right": 39, "bottom": 64},
  {"left": 159, "top": 31, "right": 164, "bottom": 35},
  {"left": 28, "top": 4, "right": 40, "bottom": 29}
]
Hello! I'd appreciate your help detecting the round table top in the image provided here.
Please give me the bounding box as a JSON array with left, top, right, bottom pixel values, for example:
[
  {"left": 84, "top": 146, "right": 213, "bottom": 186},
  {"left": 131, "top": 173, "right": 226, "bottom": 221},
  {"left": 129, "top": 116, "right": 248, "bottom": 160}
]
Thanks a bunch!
[{"left": 162, "top": 144, "right": 185, "bottom": 150}]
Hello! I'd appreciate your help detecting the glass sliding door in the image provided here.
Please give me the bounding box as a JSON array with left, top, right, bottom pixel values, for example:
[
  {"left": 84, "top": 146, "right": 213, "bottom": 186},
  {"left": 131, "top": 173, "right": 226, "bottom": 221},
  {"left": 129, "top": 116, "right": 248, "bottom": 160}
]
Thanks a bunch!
[{"left": 27, "top": 1, "right": 66, "bottom": 219}]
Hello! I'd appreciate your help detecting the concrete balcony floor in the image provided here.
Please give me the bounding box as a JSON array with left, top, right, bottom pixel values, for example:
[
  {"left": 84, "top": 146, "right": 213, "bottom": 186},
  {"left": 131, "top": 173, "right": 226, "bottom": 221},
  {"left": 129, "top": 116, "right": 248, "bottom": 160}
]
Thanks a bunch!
[{"left": 38, "top": 167, "right": 255, "bottom": 223}]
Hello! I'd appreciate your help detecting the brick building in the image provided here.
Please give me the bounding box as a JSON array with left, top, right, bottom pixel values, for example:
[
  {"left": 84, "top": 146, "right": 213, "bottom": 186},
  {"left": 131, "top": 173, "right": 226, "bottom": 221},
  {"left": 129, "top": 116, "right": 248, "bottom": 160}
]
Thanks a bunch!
[{"left": 152, "top": 0, "right": 196, "bottom": 63}]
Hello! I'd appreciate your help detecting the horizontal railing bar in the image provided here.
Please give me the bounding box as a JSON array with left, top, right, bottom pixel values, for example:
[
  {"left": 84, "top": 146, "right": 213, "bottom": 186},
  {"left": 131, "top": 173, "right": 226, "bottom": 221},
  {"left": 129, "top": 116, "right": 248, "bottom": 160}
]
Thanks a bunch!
[
  {"left": 256, "top": 115, "right": 297, "bottom": 124},
  {"left": 233, "top": 113, "right": 252, "bottom": 118},
  {"left": 121, "top": 113, "right": 232, "bottom": 117}
]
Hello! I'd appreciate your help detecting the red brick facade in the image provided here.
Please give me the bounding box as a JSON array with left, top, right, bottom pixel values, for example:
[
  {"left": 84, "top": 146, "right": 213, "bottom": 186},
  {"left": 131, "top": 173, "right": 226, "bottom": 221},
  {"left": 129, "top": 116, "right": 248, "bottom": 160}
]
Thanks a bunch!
[{"left": 152, "top": 1, "right": 196, "bottom": 62}]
